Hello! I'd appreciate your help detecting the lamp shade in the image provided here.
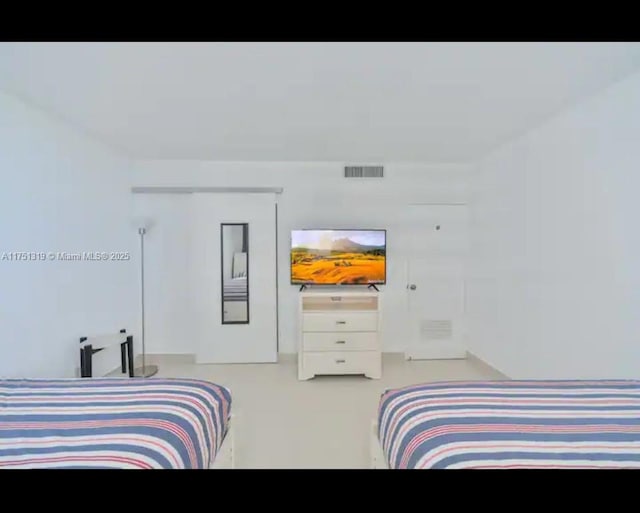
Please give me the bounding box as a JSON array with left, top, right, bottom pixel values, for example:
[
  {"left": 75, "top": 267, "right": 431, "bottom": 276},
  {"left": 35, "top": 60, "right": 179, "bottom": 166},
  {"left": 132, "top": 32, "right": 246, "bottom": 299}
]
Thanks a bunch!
[{"left": 131, "top": 216, "right": 155, "bottom": 232}]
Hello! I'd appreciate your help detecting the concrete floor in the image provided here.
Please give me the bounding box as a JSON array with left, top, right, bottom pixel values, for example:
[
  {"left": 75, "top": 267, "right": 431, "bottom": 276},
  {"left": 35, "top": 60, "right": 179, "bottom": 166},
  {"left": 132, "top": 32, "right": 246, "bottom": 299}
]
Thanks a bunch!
[{"left": 129, "top": 353, "right": 506, "bottom": 468}]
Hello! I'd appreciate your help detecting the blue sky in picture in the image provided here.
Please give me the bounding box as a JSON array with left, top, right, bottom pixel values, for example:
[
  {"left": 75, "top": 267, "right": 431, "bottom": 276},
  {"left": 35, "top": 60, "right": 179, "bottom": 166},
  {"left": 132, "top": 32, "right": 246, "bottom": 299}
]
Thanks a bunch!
[{"left": 292, "top": 230, "right": 385, "bottom": 249}]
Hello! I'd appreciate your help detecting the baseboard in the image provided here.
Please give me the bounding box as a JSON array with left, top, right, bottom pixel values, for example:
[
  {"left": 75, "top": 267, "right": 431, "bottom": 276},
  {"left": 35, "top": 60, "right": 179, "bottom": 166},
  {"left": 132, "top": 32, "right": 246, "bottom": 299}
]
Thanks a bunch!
[
  {"left": 137, "top": 352, "right": 482, "bottom": 369},
  {"left": 143, "top": 353, "right": 292, "bottom": 365},
  {"left": 270, "top": 352, "right": 405, "bottom": 362},
  {"left": 137, "top": 354, "right": 196, "bottom": 365},
  {"left": 465, "top": 351, "right": 510, "bottom": 379}
]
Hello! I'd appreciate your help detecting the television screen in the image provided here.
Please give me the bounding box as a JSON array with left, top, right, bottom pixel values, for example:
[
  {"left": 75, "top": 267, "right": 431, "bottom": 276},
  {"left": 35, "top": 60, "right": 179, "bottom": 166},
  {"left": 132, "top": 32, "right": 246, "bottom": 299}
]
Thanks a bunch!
[{"left": 291, "top": 229, "right": 386, "bottom": 285}]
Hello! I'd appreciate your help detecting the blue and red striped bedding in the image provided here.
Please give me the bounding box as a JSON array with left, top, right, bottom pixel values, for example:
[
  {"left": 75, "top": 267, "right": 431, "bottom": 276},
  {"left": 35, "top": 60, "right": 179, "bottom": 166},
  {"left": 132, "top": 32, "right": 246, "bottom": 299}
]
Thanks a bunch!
[
  {"left": 0, "top": 377, "right": 231, "bottom": 469},
  {"left": 378, "top": 380, "right": 640, "bottom": 469}
]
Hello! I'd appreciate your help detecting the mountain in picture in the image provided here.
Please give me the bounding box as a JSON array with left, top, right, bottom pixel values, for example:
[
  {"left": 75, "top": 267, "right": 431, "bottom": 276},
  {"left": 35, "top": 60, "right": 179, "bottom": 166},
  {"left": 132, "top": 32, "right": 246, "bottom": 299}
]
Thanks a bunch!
[{"left": 291, "top": 230, "right": 386, "bottom": 284}]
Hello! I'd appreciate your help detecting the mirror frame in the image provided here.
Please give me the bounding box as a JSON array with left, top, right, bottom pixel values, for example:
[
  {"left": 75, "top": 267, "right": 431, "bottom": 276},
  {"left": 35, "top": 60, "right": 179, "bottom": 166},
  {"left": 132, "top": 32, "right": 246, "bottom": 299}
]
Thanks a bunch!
[{"left": 220, "top": 222, "right": 250, "bottom": 325}]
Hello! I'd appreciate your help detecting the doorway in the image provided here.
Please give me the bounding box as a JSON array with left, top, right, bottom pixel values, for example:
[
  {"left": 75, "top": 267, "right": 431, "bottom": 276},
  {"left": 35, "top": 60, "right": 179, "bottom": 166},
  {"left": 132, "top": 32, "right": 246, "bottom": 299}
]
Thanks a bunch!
[{"left": 404, "top": 204, "right": 468, "bottom": 360}]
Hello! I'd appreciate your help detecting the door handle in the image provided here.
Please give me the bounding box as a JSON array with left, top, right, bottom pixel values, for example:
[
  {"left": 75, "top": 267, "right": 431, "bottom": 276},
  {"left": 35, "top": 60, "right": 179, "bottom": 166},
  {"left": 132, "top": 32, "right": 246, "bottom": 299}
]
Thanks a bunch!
[{"left": 408, "top": 284, "right": 417, "bottom": 290}]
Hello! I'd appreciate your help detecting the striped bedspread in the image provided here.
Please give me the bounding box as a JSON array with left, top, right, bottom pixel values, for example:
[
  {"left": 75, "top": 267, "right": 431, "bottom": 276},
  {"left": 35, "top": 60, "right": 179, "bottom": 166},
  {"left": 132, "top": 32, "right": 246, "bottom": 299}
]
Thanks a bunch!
[
  {"left": 223, "top": 277, "right": 247, "bottom": 301},
  {"left": 378, "top": 380, "right": 640, "bottom": 469},
  {"left": 0, "top": 378, "right": 231, "bottom": 469}
]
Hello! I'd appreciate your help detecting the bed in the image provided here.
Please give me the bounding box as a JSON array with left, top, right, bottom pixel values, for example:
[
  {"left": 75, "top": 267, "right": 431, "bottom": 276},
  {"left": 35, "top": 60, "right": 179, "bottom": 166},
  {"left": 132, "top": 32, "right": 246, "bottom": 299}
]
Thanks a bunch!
[
  {"left": 0, "top": 377, "right": 234, "bottom": 469},
  {"left": 223, "top": 276, "right": 248, "bottom": 302},
  {"left": 372, "top": 380, "right": 640, "bottom": 469}
]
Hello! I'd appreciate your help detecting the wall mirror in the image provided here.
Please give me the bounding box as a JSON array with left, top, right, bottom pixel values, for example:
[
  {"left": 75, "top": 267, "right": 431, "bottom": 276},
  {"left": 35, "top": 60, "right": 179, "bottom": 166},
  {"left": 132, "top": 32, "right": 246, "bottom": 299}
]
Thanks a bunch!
[{"left": 221, "top": 223, "right": 249, "bottom": 324}]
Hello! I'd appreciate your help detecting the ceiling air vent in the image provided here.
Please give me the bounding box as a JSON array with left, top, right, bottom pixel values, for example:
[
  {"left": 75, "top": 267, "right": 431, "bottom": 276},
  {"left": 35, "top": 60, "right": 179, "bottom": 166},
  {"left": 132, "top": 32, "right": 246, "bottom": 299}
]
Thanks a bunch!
[{"left": 344, "top": 165, "right": 384, "bottom": 178}]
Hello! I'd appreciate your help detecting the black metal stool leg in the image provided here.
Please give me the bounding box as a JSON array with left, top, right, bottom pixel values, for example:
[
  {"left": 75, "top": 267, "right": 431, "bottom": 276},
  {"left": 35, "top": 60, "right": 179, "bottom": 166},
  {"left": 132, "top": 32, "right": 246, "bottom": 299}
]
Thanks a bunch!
[
  {"left": 120, "top": 343, "right": 127, "bottom": 373},
  {"left": 126, "top": 335, "right": 134, "bottom": 377}
]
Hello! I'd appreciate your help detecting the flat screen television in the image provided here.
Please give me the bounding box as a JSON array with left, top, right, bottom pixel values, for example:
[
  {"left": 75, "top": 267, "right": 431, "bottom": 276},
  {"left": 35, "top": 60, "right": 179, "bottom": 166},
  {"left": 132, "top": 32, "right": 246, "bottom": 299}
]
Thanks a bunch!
[{"left": 290, "top": 229, "right": 386, "bottom": 285}]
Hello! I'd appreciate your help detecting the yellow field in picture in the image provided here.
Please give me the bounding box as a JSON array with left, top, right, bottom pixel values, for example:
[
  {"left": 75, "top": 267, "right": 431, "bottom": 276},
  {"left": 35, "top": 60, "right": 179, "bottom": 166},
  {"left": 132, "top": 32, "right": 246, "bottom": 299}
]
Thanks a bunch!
[{"left": 290, "top": 230, "right": 386, "bottom": 285}]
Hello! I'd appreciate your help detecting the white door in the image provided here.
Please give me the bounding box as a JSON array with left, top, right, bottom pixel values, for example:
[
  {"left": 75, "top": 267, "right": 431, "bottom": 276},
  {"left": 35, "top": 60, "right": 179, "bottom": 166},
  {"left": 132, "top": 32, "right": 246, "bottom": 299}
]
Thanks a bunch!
[
  {"left": 405, "top": 204, "right": 468, "bottom": 360},
  {"left": 191, "top": 193, "right": 278, "bottom": 363}
]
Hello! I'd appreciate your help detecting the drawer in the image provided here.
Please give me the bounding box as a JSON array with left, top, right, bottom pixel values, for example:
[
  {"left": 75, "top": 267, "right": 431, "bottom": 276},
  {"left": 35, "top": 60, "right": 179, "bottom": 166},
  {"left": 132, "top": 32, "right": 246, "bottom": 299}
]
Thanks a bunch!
[
  {"left": 303, "top": 332, "right": 378, "bottom": 352},
  {"left": 303, "top": 351, "right": 380, "bottom": 375},
  {"left": 302, "top": 312, "right": 378, "bottom": 332}
]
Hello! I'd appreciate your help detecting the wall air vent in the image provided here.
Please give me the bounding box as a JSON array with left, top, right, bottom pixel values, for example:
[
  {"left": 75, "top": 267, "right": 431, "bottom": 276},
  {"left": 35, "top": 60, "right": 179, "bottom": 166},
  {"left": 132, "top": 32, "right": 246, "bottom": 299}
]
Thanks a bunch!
[
  {"left": 421, "top": 319, "right": 453, "bottom": 341},
  {"left": 344, "top": 165, "right": 384, "bottom": 178}
]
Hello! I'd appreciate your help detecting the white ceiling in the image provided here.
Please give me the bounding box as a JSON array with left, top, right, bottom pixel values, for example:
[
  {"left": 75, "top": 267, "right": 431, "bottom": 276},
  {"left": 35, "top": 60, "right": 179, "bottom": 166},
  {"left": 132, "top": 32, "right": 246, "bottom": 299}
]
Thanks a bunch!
[{"left": 1, "top": 42, "right": 640, "bottom": 162}]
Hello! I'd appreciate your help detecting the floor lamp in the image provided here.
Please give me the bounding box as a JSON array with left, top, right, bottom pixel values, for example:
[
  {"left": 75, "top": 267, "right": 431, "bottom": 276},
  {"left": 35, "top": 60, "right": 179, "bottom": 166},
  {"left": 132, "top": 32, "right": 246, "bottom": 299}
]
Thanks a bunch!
[{"left": 134, "top": 220, "right": 158, "bottom": 378}]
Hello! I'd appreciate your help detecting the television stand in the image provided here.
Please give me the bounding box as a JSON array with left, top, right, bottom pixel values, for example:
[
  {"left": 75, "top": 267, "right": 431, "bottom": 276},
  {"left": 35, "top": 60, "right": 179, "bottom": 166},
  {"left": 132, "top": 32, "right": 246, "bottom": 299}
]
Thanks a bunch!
[
  {"left": 299, "top": 284, "right": 308, "bottom": 292},
  {"left": 368, "top": 284, "right": 379, "bottom": 292},
  {"left": 298, "top": 290, "right": 382, "bottom": 380}
]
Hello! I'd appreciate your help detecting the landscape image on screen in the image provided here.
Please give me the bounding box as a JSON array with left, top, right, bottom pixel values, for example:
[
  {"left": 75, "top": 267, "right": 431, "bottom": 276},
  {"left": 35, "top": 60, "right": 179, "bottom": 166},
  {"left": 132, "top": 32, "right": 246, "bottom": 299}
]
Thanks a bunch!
[{"left": 291, "top": 230, "right": 386, "bottom": 285}]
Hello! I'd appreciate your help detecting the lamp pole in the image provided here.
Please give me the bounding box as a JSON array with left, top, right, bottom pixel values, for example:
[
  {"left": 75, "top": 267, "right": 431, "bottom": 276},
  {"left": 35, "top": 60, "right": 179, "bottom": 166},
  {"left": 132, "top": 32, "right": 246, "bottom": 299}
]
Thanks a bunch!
[{"left": 135, "top": 225, "right": 158, "bottom": 378}]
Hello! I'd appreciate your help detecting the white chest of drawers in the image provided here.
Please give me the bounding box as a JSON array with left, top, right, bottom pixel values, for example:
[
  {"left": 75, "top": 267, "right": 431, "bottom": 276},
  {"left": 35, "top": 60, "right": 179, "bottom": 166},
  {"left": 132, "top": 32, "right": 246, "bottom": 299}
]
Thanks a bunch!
[{"left": 298, "top": 291, "right": 382, "bottom": 380}]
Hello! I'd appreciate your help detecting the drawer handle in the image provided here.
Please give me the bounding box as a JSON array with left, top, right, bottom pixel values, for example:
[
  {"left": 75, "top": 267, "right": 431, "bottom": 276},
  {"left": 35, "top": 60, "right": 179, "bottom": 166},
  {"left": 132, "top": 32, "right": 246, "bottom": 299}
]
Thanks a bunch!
[
  {"left": 335, "top": 340, "right": 346, "bottom": 344},
  {"left": 335, "top": 359, "right": 346, "bottom": 364},
  {"left": 331, "top": 297, "right": 342, "bottom": 301},
  {"left": 336, "top": 321, "right": 347, "bottom": 325}
]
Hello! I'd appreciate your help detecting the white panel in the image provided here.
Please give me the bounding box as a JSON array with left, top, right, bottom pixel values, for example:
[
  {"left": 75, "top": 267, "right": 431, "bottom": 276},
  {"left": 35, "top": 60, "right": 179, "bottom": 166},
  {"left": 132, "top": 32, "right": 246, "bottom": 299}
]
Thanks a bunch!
[
  {"left": 192, "top": 193, "right": 278, "bottom": 363},
  {"left": 404, "top": 204, "right": 468, "bottom": 360},
  {"left": 405, "top": 204, "right": 469, "bottom": 258}
]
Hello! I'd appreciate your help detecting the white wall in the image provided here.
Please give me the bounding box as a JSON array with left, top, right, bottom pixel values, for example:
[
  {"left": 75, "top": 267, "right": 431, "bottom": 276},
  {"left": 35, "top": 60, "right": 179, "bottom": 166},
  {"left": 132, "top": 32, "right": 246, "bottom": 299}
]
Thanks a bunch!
[
  {"left": 131, "top": 162, "right": 470, "bottom": 355},
  {"left": 467, "top": 71, "right": 640, "bottom": 379},
  {"left": 0, "top": 90, "right": 136, "bottom": 378}
]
